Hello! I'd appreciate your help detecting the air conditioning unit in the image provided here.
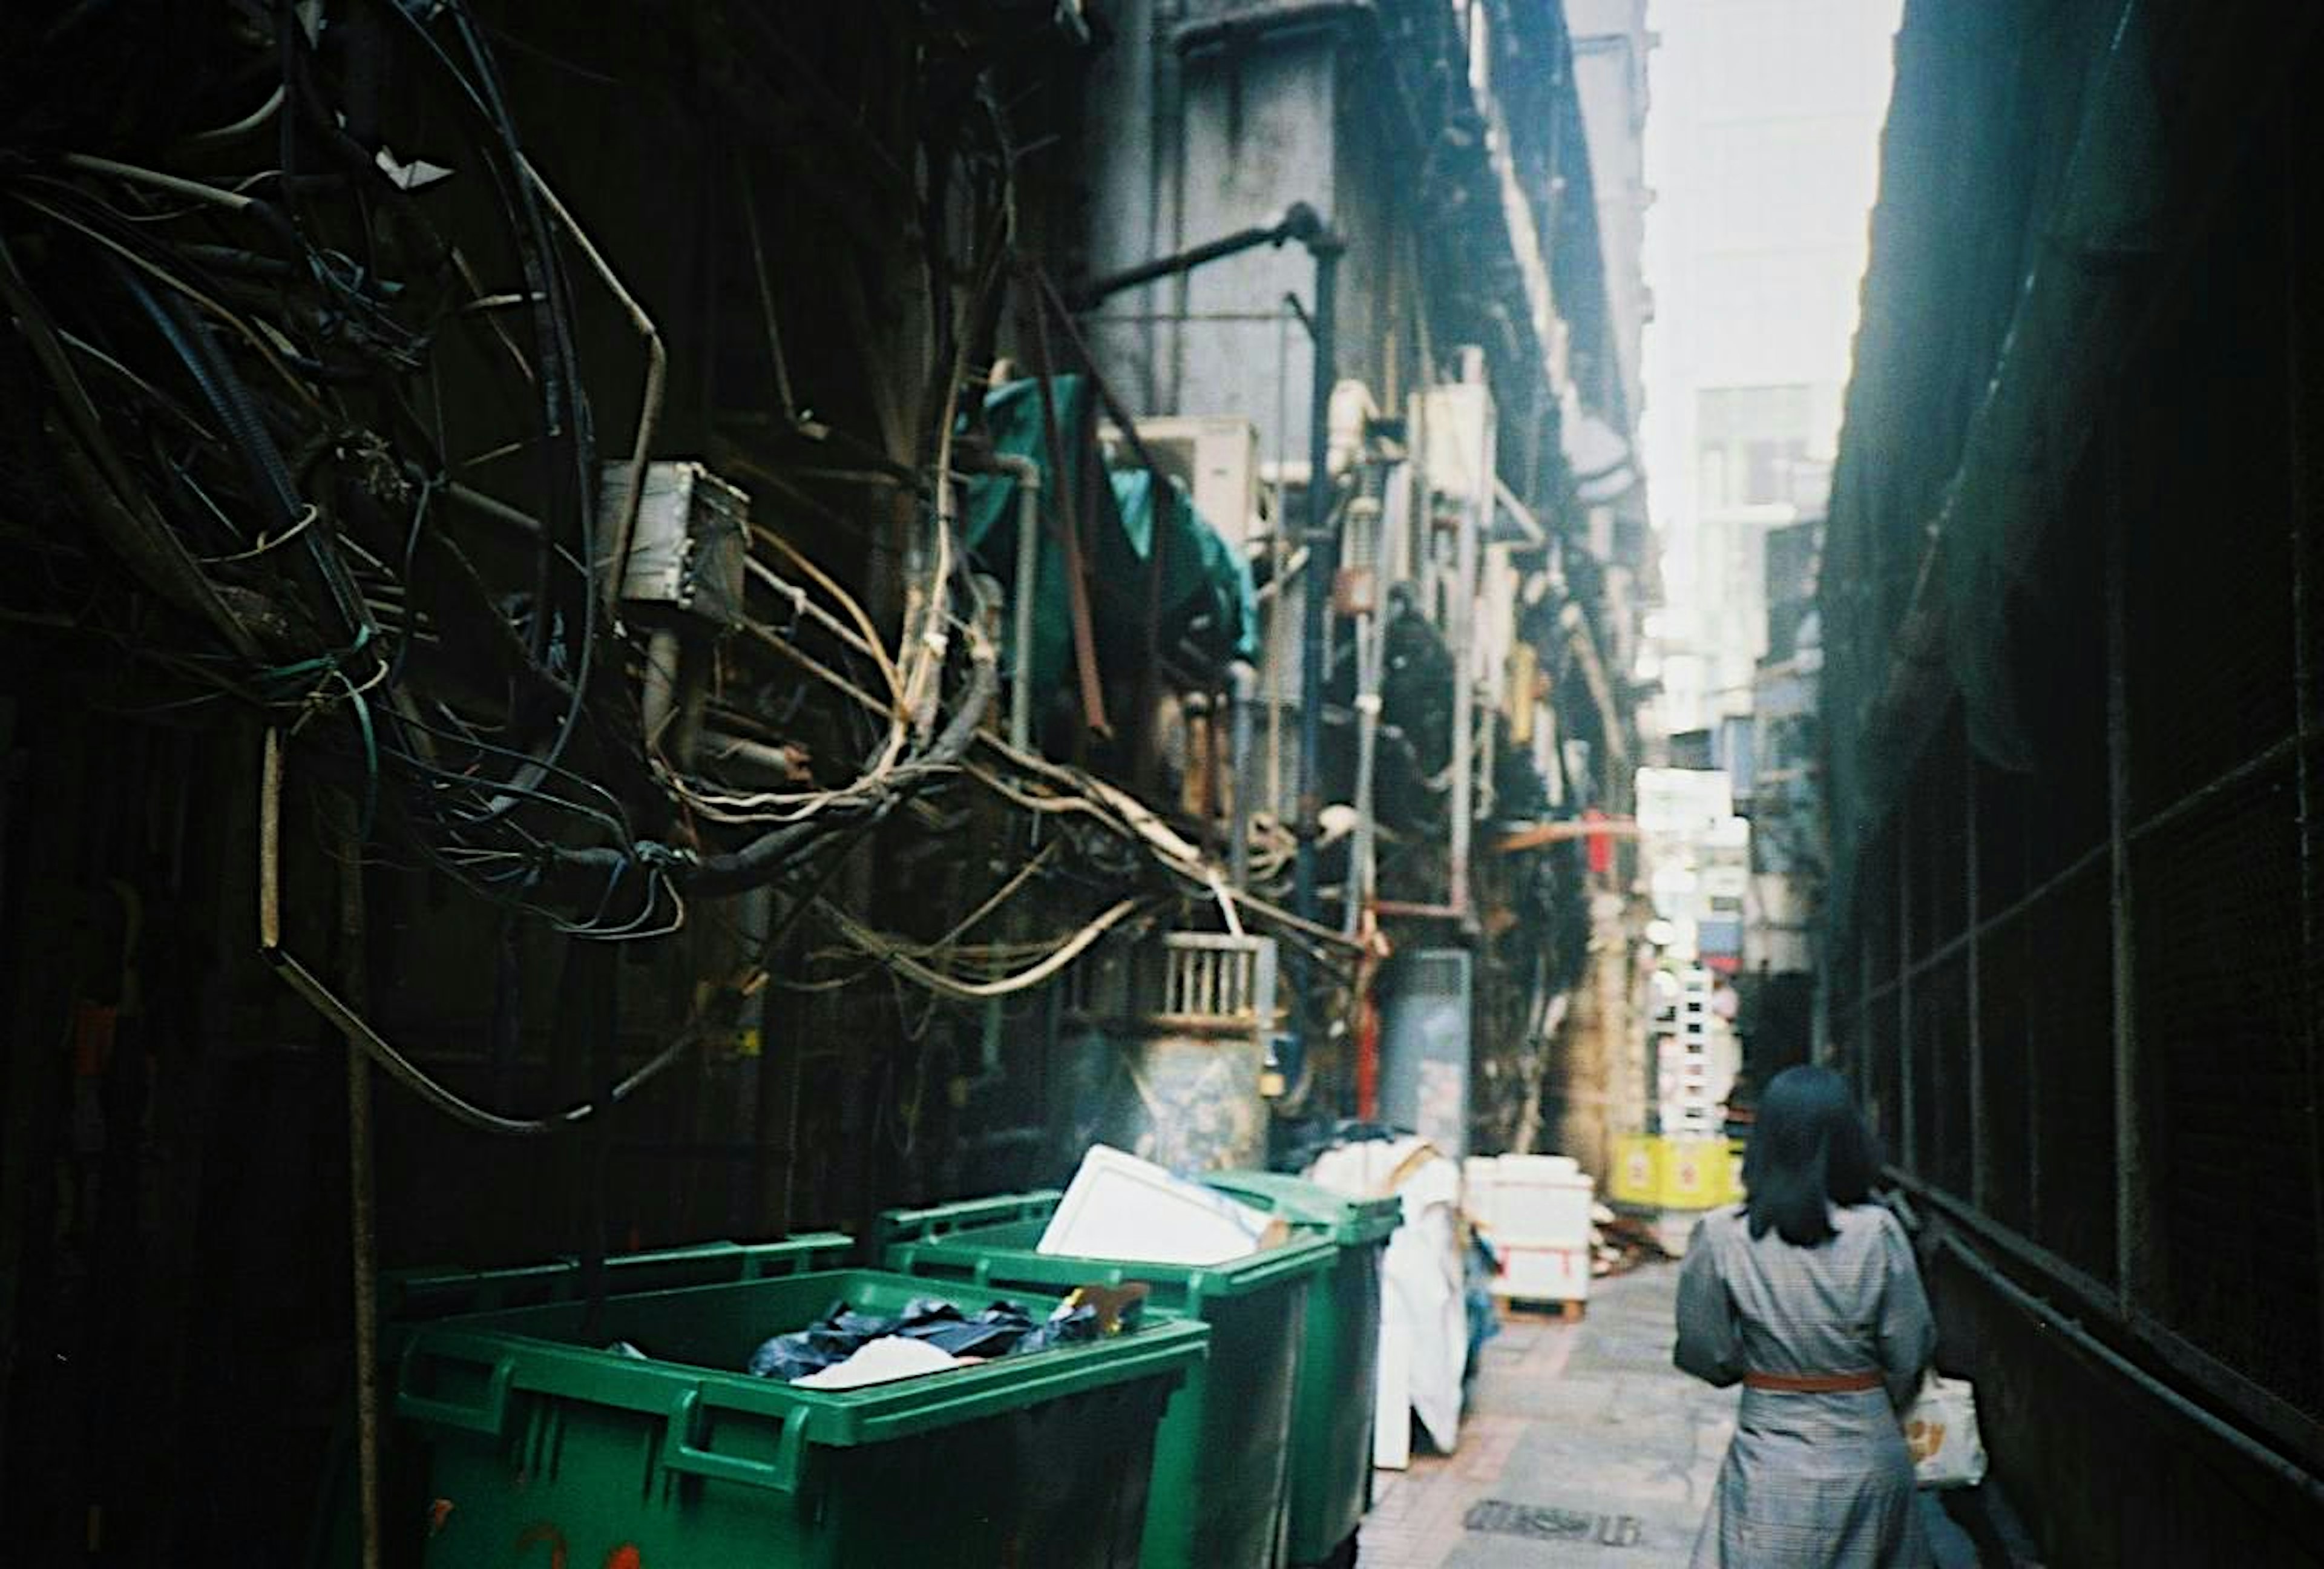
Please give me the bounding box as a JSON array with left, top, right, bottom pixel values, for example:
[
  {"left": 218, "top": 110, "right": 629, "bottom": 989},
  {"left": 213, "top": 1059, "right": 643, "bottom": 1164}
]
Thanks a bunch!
[
  {"left": 1055, "top": 927, "right": 1285, "bottom": 1169},
  {"left": 1062, "top": 929, "right": 1280, "bottom": 1040},
  {"left": 1415, "top": 381, "right": 1495, "bottom": 509},
  {"left": 1152, "top": 931, "right": 1280, "bottom": 1034},
  {"left": 1104, "top": 416, "right": 1261, "bottom": 548}
]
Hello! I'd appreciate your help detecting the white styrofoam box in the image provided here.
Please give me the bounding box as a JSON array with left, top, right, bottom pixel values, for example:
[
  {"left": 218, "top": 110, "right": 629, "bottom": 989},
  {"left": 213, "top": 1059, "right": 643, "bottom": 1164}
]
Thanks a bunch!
[
  {"left": 1462, "top": 1156, "right": 1502, "bottom": 1231},
  {"left": 1484, "top": 1157, "right": 1595, "bottom": 1249},
  {"left": 1493, "top": 1243, "right": 1591, "bottom": 1302},
  {"left": 1374, "top": 1317, "right": 1414, "bottom": 1470},
  {"left": 1038, "top": 1144, "right": 1270, "bottom": 1265},
  {"left": 1498, "top": 1155, "right": 1580, "bottom": 1180}
]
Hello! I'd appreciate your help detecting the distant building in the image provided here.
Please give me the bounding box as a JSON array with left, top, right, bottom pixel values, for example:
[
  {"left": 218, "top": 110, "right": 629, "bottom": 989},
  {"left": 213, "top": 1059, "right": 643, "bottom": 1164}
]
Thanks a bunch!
[
  {"left": 1639, "top": 0, "right": 1899, "bottom": 742},
  {"left": 1633, "top": 0, "right": 1894, "bottom": 1071}
]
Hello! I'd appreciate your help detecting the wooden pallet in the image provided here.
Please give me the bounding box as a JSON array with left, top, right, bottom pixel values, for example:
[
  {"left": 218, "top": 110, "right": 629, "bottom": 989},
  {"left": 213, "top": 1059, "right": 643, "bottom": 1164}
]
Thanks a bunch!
[{"left": 1500, "top": 1296, "right": 1587, "bottom": 1323}]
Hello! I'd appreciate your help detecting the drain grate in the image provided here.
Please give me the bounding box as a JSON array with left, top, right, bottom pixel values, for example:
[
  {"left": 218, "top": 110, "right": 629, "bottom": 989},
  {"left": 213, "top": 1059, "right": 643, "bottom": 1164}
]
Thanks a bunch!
[{"left": 1463, "top": 1498, "right": 1644, "bottom": 1548}]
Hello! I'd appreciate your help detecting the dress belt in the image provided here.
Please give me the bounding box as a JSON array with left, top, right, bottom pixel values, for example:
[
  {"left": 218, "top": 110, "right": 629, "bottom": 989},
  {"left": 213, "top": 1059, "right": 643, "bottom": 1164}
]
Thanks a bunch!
[{"left": 1742, "top": 1369, "right": 1883, "bottom": 1393}]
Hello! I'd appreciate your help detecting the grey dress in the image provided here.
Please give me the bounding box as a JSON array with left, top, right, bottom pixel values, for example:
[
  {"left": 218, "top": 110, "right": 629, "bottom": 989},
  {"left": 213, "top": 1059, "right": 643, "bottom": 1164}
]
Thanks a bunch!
[{"left": 1674, "top": 1202, "right": 1936, "bottom": 1568}]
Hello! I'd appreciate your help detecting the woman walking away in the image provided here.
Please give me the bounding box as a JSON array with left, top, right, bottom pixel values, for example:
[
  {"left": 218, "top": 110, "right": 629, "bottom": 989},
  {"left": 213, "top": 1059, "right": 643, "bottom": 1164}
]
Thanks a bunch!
[{"left": 1674, "top": 1065, "right": 1935, "bottom": 1568}]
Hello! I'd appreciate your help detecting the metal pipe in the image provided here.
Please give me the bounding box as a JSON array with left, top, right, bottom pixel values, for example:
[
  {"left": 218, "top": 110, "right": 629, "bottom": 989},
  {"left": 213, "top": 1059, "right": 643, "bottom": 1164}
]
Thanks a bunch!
[
  {"left": 1346, "top": 478, "right": 1389, "bottom": 938},
  {"left": 641, "top": 626, "right": 683, "bottom": 756},
  {"left": 1477, "top": 669, "right": 1497, "bottom": 823},
  {"left": 972, "top": 540, "right": 1034, "bottom": 1094},
  {"left": 1931, "top": 1232, "right": 2324, "bottom": 1510},
  {"left": 1229, "top": 660, "right": 1258, "bottom": 887},
  {"left": 1292, "top": 230, "right": 1344, "bottom": 1082},
  {"left": 1022, "top": 281, "right": 1111, "bottom": 737},
  {"left": 1071, "top": 202, "right": 1326, "bottom": 309},
  {"left": 983, "top": 455, "right": 1046, "bottom": 751},
  {"left": 1447, "top": 517, "right": 1478, "bottom": 915},
  {"left": 1446, "top": 354, "right": 1488, "bottom": 921},
  {"left": 1560, "top": 601, "right": 1632, "bottom": 769},
  {"left": 697, "top": 729, "right": 807, "bottom": 785},
  {"left": 335, "top": 806, "right": 382, "bottom": 1569}
]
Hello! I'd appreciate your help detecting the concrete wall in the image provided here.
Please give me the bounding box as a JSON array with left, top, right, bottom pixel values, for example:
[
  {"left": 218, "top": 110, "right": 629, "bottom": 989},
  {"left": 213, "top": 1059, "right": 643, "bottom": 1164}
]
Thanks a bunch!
[
  {"left": 1079, "top": 4, "right": 1333, "bottom": 461},
  {"left": 1075, "top": 3, "right": 1548, "bottom": 472},
  {"left": 1566, "top": 0, "right": 1653, "bottom": 430}
]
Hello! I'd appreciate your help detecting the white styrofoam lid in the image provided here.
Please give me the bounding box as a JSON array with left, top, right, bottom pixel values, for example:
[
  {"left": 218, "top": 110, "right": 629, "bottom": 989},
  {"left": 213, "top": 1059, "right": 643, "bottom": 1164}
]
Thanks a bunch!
[{"left": 1037, "top": 1144, "right": 1270, "bottom": 1266}]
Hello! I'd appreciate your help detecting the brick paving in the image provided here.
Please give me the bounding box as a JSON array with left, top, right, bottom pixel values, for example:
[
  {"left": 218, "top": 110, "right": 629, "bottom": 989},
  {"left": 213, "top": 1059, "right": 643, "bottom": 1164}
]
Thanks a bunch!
[
  {"left": 1357, "top": 1262, "right": 1733, "bottom": 1569},
  {"left": 1351, "top": 1257, "right": 2006, "bottom": 1569}
]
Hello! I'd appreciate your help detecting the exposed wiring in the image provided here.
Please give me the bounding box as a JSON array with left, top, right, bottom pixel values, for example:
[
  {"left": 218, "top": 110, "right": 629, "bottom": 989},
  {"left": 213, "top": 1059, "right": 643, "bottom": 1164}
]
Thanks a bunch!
[{"left": 817, "top": 895, "right": 1151, "bottom": 1001}]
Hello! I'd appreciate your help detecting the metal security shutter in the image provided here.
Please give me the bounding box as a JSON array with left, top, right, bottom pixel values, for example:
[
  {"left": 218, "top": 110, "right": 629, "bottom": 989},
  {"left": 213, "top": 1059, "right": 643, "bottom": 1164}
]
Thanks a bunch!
[{"left": 1380, "top": 949, "right": 1474, "bottom": 1157}]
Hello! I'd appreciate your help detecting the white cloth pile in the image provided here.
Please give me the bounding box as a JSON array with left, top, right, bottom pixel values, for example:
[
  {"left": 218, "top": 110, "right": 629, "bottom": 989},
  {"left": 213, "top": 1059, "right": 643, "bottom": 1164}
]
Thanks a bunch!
[{"left": 1307, "top": 1135, "right": 1465, "bottom": 1466}]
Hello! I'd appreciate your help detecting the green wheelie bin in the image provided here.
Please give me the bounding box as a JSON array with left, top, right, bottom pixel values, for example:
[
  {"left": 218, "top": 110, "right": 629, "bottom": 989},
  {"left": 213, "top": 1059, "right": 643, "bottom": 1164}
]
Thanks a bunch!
[
  {"left": 393, "top": 1258, "right": 1207, "bottom": 1567},
  {"left": 879, "top": 1191, "right": 1337, "bottom": 1569},
  {"left": 310, "top": 1235, "right": 853, "bottom": 1568},
  {"left": 1204, "top": 1171, "right": 1402, "bottom": 1567}
]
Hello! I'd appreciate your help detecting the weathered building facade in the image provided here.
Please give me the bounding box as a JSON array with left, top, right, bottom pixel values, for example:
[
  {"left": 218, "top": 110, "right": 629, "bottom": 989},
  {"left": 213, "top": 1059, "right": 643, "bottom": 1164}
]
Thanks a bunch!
[
  {"left": 0, "top": 1, "right": 1641, "bottom": 1558},
  {"left": 1064, "top": 0, "right": 1643, "bottom": 1164}
]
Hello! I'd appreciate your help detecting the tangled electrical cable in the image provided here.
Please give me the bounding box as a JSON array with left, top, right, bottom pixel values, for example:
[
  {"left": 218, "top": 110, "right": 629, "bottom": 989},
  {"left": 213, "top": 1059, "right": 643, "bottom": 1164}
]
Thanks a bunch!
[
  {"left": 2, "top": 0, "right": 1354, "bottom": 1145},
  {"left": 0, "top": 0, "right": 996, "bottom": 944}
]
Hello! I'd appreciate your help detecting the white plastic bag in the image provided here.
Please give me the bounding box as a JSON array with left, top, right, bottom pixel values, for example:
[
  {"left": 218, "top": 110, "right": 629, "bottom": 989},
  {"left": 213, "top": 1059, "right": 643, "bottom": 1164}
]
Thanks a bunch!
[{"left": 1902, "top": 1372, "right": 1988, "bottom": 1490}]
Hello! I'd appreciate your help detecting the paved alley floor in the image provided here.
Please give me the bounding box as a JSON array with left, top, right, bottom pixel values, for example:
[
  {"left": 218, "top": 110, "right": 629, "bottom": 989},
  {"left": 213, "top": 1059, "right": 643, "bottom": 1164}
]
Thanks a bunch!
[{"left": 1361, "top": 1262, "right": 1734, "bottom": 1569}]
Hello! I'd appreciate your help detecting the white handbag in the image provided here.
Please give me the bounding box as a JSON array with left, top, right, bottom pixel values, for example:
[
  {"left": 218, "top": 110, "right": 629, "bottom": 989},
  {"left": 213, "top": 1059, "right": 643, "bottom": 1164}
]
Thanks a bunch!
[{"left": 1902, "top": 1371, "right": 1988, "bottom": 1490}]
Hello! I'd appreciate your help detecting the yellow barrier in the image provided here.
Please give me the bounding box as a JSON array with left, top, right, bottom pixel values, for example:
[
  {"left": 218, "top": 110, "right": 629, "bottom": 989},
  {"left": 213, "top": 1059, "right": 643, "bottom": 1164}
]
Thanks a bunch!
[
  {"left": 1610, "top": 1134, "right": 1663, "bottom": 1206},
  {"left": 1609, "top": 1134, "right": 1748, "bottom": 1210}
]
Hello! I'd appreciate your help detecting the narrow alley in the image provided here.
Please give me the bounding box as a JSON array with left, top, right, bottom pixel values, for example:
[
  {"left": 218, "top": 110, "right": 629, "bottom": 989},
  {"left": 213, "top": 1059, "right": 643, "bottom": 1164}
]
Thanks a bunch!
[
  {"left": 1369, "top": 1260, "right": 2035, "bottom": 1569},
  {"left": 1370, "top": 1266, "right": 1734, "bottom": 1569},
  {"left": 2, "top": 0, "right": 2322, "bottom": 1565}
]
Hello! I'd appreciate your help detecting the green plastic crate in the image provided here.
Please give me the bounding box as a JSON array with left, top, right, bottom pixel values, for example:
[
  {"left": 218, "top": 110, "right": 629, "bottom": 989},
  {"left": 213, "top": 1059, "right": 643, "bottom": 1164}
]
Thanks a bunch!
[
  {"left": 879, "top": 1191, "right": 1337, "bottom": 1569},
  {"left": 1205, "top": 1171, "right": 1401, "bottom": 1567},
  {"left": 396, "top": 1265, "right": 1206, "bottom": 1568},
  {"left": 310, "top": 1235, "right": 850, "bottom": 1568}
]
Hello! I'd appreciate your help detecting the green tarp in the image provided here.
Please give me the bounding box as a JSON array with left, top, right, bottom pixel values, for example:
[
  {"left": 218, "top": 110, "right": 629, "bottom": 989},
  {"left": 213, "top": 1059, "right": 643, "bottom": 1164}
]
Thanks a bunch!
[{"left": 963, "top": 377, "right": 1258, "bottom": 708}]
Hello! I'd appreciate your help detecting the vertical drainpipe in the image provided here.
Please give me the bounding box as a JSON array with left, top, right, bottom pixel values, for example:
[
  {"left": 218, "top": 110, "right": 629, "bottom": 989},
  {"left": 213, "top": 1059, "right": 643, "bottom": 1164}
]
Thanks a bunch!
[
  {"left": 1344, "top": 476, "right": 1385, "bottom": 938},
  {"left": 1229, "top": 660, "right": 1258, "bottom": 887},
  {"left": 1351, "top": 459, "right": 1408, "bottom": 937},
  {"left": 1448, "top": 507, "right": 1477, "bottom": 919},
  {"left": 992, "top": 455, "right": 1044, "bottom": 751},
  {"left": 1292, "top": 231, "right": 1345, "bottom": 1085},
  {"left": 1448, "top": 357, "right": 1487, "bottom": 922},
  {"left": 1450, "top": 350, "right": 1487, "bottom": 925},
  {"left": 976, "top": 456, "right": 1043, "bottom": 1091}
]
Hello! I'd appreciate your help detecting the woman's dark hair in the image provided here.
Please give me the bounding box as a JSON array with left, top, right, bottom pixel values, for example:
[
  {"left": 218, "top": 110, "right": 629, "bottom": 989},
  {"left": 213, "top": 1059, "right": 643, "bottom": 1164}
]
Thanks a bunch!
[{"left": 1741, "top": 1065, "right": 1882, "bottom": 1246}]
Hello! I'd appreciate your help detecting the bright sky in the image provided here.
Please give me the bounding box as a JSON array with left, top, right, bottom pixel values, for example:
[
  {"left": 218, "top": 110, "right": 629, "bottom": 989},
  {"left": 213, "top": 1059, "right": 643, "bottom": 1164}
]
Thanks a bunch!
[
  {"left": 1634, "top": 0, "right": 1902, "bottom": 730},
  {"left": 1638, "top": 0, "right": 1903, "bottom": 538}
]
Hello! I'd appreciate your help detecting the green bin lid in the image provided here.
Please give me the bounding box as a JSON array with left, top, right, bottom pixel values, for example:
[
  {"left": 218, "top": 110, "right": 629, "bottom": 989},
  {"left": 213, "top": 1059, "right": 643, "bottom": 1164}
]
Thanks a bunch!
[{"left": 1201, "top": 1170, "right": 1402, "bottom": 1248}]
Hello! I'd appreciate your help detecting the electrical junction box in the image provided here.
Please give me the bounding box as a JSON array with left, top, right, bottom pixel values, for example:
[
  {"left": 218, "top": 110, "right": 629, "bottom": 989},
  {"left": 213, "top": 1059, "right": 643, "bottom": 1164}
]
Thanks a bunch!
[{"left": 600, "top": 460, "right": 749, "bottom": 630}]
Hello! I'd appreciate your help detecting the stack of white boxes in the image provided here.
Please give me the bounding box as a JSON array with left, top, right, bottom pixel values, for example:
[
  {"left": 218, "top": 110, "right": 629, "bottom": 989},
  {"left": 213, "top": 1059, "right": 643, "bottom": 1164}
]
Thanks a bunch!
[
  {"left": 1466, "top": 1154, "right": 1595, "bottom": 1304},
  {"left": 1658, "top": 967, "right": 1730, "bottom": 1136}
]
